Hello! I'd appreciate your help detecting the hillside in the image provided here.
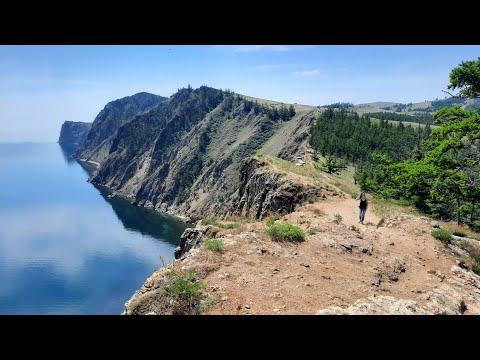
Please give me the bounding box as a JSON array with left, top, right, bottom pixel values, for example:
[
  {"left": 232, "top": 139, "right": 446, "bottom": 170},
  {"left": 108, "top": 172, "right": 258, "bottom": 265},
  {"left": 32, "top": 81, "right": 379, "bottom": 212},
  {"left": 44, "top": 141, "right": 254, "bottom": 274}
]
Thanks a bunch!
[
  {"left": 86, "top": 87, "right": 315, "bottom": 221},
  {"left": 124, "top": 150, "right": 480, "bottom": 315},
  {"left": 75, "top": 92, "right": 166, "bottom": 164},
  {"left": 58, "top": 121, "right": 92, "bottom": 145}
]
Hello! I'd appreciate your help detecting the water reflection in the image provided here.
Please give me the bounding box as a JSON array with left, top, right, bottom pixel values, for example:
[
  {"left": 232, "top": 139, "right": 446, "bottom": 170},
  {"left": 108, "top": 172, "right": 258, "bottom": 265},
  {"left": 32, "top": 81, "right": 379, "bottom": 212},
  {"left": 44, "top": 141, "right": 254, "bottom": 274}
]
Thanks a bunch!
[
  {"left": 58, "top": 142, "right": 80, "bottom": 165},
  {"left": 0, "top": 143, "right": 189, "bottom": 314}
]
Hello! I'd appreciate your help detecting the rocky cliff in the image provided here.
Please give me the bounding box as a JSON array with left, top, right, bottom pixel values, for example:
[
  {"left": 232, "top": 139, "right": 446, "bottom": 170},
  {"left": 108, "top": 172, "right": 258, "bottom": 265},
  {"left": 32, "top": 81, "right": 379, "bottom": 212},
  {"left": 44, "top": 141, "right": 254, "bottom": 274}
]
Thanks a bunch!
[
  {"left": 75, "top": 92, "right": 166, "bottom": 164},
  {"left": 86, "top": 86, "right": 316, "bottom": 221},
  {"left": 232, "top": 157, "right": 322, "bottom": 219},
  {"left": 58, "top": 121, "right": 92, "bottom": 145}
]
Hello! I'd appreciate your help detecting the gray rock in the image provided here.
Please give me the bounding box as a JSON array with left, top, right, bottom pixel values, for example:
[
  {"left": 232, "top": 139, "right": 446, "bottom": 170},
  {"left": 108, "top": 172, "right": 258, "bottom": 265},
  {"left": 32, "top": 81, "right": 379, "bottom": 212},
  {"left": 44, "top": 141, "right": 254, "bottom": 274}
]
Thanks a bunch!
[
  {"left": 316, "top": 296, "right": 429, "bottom": 315},
  {"left": 430, "top": 221, "right": 441, "bottom": 229},
  {"left": 174, "top": 225, "right": 212, "bottom": 259},
  {"left": 341, "top": 243, "right": 352, "bottom": 252}
]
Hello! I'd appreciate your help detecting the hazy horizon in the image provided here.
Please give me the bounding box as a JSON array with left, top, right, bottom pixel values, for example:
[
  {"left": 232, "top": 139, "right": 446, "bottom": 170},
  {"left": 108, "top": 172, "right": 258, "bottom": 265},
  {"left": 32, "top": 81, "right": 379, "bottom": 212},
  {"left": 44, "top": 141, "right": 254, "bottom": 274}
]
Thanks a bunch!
[{"left": 1, "top": 45, "right": 479, "bottom": 142}]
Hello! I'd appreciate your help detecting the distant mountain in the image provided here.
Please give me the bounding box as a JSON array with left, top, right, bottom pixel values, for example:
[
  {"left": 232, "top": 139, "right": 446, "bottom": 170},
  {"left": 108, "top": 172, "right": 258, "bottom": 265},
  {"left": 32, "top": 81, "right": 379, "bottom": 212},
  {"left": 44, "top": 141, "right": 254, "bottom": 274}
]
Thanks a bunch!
[
  {"left": 75, "top": 92, "right": 166, "bottom": 164},
  {"left": 58, "top": 121, "right": 92, "bottom": 145}
]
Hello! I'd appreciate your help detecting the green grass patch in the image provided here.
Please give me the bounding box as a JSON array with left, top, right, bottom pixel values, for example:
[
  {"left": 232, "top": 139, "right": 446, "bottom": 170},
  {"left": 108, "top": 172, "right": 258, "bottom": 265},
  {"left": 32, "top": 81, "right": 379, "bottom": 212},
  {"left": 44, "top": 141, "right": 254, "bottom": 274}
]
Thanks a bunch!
[
  {"left": 472, "top": 262, "right": 480, "bottom": 275},
  {"left": 166, "top": 268, "right": 204, "bottom": 300},
  {"left": 266, "top": 221, "right": 305, "bottom": 242},
  {"left": 334, "top": 213, "right": 343, "bottom": 222},
  {"left": 201, "top": 217, "right": 238, "bottom": 229},
  {"left": 266, "top": 215, "right": 283, "bottom": 227},
  {"left": 432, "top": 228, "right": 452, "bottom": 245},
  {"left": 365, "top": 221, "right": 375, "bottom": 226},
  {"left": 203, "top": 239, "right": 224, "bottom": 252}
]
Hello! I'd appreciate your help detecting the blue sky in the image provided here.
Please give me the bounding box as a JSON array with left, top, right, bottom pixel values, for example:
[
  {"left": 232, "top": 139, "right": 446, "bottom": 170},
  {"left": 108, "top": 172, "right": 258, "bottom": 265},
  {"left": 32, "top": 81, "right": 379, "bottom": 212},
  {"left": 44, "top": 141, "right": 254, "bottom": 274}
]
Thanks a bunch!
[{"left": 1, "top": 45, "right": 479, "bottom": 142}]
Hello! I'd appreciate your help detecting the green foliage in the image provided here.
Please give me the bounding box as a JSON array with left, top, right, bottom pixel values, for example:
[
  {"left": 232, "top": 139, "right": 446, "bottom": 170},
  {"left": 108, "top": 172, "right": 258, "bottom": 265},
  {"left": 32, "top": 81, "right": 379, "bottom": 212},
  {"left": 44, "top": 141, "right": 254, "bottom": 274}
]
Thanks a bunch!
[
  {"left": 432, "top": 229, "right": 452, "bottom": 244},
  {"left": 306, "top": 227, "right": 321, "bottom": 235},
  {"left": 334, "top": 213, "right": 343, "bottom": 222},
  {"left": 316, "top": 155, "right": 346, "bottom": 174},
  {"left": 310, "top": 108, "right": 431, "bottom": 164},
  {"left": 266, "top": 215, "right": 283, "bottom": 227},
  {"left": 266, "top": 221, "right": 305, "bottom": 242},
  {"left": 203, "top": 239, "right": 225, "bottom": 252},
  {"left": 365, "top": 111, "right": 434, "bottom": 124},
  {"left": 453, "top": 231, "right": 467, "bottom": 237},
  {"left": 324, "top": 102, "right": 354, "bottom": 109},
  {"left": 166, "top": 268, "right": 204, "bottom": 301},
  {"left": 349, "top": 225, "right": 359, "bottom": 232},
  {"left": 201, "top": 218, "right": 238, "bottom": 229},
  {"left": 447, "top": 57, "right": 480, "bottom": 98}
]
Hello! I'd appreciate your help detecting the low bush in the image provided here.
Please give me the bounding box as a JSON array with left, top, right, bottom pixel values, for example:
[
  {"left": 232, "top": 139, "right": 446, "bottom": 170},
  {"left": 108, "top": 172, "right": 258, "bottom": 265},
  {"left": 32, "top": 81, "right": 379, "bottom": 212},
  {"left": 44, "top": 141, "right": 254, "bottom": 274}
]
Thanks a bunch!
[{"left": 266, "top": 221, "right": 305, "bottom": 242}]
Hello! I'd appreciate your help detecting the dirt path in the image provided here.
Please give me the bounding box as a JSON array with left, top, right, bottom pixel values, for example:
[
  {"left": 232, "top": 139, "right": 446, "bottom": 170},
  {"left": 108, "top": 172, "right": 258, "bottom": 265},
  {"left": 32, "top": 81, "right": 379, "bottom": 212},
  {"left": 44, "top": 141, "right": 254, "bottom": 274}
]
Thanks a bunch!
[{"left": 318, "top": 197, "right": 380, "bottom": 229}]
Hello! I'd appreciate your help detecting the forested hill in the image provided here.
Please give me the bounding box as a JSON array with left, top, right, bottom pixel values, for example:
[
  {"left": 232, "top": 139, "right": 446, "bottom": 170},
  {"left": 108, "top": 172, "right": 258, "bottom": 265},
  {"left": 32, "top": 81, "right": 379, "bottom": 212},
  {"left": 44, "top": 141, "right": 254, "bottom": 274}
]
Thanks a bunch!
[
  {"left": 79, "top": 86, "right": 310, "bottom": 220},
  {"left": 75, "top": 92, "right": 166, "bottom": 164}
]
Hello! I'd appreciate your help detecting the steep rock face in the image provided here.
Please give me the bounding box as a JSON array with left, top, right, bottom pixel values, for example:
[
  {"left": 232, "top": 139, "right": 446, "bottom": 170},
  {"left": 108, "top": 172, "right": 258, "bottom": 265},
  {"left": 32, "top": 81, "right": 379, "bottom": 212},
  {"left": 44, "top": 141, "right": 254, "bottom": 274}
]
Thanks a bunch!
[
  {"left": 231, "top": 157, "right": 321, "bottom": 219},
  {"left": 88, "top": 86, "right": 316, "bottom": 220},
  {"left": 58, "top": 121, "right": 92, "bottom": 145},
  {"left": 76, "top": 92, "right": 166, "bottom": 164},
  {"left": 174, "top": 225, "right": 212, "bottom": 259}
]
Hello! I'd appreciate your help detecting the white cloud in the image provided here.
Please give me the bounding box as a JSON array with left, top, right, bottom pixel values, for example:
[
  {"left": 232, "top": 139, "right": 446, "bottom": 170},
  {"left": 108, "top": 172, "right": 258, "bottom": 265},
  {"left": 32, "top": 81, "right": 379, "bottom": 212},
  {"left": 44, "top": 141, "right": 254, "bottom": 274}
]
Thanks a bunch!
[{"left": 292, "top": 70, "right": 322, "bottom": 77}]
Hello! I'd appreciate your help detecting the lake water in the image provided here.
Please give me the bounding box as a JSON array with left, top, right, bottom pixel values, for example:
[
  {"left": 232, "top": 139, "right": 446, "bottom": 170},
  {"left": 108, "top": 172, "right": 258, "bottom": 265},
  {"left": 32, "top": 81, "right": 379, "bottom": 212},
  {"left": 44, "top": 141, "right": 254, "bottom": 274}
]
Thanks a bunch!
[{"left": 0, "top": 143, "right": 189, "bottom": 314}]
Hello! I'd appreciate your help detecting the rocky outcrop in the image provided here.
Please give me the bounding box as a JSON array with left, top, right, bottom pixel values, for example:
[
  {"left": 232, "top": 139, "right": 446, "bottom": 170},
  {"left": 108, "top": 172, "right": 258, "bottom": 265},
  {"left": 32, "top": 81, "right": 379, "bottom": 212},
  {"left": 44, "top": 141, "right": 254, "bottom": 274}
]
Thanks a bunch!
[
  {"left": 76, "top": 92, "right": 166, "bottom": 164},
  {"left": 174, "top": 225, "right": 212, "bottom": 259},
  {"left": 231, "top": 157, "right": 321, "bottom": 219},
  {"left": 58, "top": 121, "right": 92, "bottom": 145},
  {"left": 316, "top": 296, "right": 429, "bottom": 315}
]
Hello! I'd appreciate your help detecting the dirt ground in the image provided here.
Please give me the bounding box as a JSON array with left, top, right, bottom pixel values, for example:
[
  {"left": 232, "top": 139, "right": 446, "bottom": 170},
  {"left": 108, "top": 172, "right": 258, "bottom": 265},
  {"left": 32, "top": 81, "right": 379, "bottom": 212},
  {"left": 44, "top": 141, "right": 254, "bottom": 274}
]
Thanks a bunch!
[{"left": 179, "top": 195, "right": 468, "bottom": 314}]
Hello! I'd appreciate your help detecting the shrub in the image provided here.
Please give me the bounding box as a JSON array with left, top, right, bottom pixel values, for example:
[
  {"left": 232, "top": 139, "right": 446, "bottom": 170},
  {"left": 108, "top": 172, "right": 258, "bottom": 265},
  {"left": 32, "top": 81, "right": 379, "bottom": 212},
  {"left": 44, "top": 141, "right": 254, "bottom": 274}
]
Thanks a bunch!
[
  {"left": 307, "top": 227, "right": 321, "bottom": 236},
  {"left": 334, "top": 213, "right": 343, "bottom": 222},
  {"left": 203, "top": 239, "right": 224, "bottom": 252},
  {"left": 431, "top": 229, "right": 452, "bottom": 245},
  {"left": 266, "top": 221, "right": 305, "bottom": 242},
  {"left": 266, "top": 215, "right": 283, "bottom": 227},
  {"left": 166, "top": 268, "right": 204, "bottom": 301}
]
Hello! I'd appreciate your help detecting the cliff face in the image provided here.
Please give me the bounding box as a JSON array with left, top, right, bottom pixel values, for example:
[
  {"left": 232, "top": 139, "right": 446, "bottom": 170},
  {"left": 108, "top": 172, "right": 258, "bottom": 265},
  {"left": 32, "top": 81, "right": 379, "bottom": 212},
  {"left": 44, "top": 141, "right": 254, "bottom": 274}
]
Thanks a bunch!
[
  {"left": 87, "top": 86, "right": 316, "bottom": 221},
  {"left": 75, "top": 92, "right": 166, "bottom": 164},
  {"left": 58, "top": 121, "right": 92, "bottom": 145},
  {"left": 232, "top": 158, "right": 322, "bottom": 219}
]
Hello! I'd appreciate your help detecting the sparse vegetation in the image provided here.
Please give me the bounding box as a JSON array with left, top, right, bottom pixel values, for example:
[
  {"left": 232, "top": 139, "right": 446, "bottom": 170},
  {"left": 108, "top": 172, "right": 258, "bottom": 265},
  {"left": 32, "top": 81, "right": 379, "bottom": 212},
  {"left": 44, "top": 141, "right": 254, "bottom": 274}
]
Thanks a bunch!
[
  {"left": 365, "top": 221, "right": 375, "bottom": 226},
  {"left": 334, "top": 213, "right": 343, "bottom": 222},
  {"left": 307, "top": 227, "right": 321, "bottom": 236},
  {"left": 201, "top": 217, "right": 238, "bottom": 229},
  {"left": 349, "top": 225, "right": 359, "bottom": 232},
  {"left": 458, "top": 239, "right": 471, "bottom": 249},
  {"left": 453, "top": 231, "right": 467, "bottom": 237},
  {"left": 266, "top": 215, "right": 283, "bottom": 227},
  {"left": 432, "top": 229, "right": 452, "bottom": 245},
  {"left": 266, "top": 221, "right": 305, "bottom": 242},
  {"left": 313, "top": 209, "right": 325, "bottom": 217},
  {"left": 203, "top": 239, "right": 225, "bottom": 252},
  {"left": 428, "top": 269, "right": 437, "bottom": 275}
]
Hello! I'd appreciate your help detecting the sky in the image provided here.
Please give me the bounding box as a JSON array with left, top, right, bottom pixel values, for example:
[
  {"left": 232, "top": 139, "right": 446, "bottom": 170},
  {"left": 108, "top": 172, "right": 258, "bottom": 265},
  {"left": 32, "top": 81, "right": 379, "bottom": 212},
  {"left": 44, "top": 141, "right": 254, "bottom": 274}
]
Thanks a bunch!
[{"left": 1, "top": 45, "right": 479, "bottom": 142}]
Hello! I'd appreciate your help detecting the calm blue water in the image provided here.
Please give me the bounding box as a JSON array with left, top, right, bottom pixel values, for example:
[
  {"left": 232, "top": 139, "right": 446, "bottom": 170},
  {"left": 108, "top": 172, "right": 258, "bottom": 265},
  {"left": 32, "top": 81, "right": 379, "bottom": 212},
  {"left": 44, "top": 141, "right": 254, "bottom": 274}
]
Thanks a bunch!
[{"left": 0, "top": 143, "right": 189, "bottom": 314}]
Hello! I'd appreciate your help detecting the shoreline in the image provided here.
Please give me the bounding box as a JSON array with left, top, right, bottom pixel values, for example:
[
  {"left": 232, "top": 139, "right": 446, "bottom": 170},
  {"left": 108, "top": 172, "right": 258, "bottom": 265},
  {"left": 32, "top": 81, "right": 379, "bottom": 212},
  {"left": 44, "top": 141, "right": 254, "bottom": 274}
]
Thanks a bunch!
[{"left": 78, "top": 158, "right": 100, "bottom": 168}]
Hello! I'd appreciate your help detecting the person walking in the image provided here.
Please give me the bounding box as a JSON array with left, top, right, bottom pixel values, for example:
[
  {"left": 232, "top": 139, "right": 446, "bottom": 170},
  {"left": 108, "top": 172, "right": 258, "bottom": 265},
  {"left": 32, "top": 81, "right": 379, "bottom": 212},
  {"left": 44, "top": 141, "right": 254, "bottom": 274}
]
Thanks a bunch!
[{"left": 356, "top": 192, "right": 368, "bottom": 224}]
